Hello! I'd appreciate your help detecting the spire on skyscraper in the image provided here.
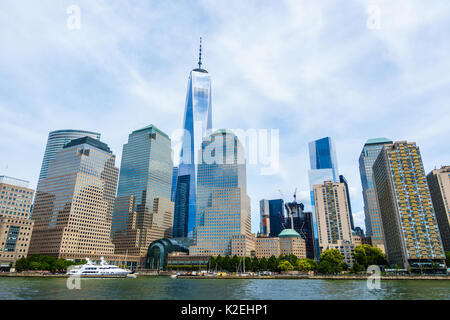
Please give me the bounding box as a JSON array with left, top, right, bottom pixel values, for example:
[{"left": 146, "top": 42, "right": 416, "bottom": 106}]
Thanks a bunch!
[{"left": 198, "top": 37, "right": 203, "bottom": 69}]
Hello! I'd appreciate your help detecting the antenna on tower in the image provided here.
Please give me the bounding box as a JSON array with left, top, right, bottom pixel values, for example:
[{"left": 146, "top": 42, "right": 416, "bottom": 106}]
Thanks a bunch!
[{"left": 198, "top": 37, "right": 203, "bottom": 69}]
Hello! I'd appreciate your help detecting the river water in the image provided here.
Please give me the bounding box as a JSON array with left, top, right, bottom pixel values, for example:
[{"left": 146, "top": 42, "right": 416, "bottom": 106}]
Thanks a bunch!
[{"left": 0, "top": 277, "right": 449, "bottom": 300}]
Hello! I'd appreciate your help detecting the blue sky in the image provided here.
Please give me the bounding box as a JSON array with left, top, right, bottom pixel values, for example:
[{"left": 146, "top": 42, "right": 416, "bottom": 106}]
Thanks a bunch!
[{"left": 1, "top": 0, "right": 450, "bottom": 233}]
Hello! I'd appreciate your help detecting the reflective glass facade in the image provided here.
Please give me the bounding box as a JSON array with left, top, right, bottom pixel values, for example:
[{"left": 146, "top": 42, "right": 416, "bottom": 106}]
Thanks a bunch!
[
  {"left": 37, "top": 129, "right": 100, "bottom": 191},
  {"left": 111, "top": 125, "right": 173, "bottom": 236},
  {"left": 174, "top": 67, "right": 212, "bottom": 238},
  {"left": 359, "top": 138, "right": 392, "bottom": 250},
  {"left": 29, "top": 137, "right": 118, "bottom": 259},
  {"left": 308, "top": 137, "right": 339, "bottom": 259},
  {"left": 190, "top": 130, "right": 251, "bottom": 256}
]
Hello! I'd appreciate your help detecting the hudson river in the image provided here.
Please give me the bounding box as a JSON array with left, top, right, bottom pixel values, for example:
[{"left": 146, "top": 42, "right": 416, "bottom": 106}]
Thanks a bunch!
[{"left": 0, "top": 277, "right": 449, "bottom": 300}]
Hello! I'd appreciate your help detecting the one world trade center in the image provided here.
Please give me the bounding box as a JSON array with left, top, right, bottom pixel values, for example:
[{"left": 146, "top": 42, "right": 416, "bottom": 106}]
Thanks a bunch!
[{"left": 173, "top": 38, "right": 212, "bottom": 238}]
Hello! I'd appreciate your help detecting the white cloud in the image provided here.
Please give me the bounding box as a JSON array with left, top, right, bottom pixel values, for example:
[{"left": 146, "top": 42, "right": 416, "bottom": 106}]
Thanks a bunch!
[{"left": 1, "top": 1, "right": 449, "bottom": 233}]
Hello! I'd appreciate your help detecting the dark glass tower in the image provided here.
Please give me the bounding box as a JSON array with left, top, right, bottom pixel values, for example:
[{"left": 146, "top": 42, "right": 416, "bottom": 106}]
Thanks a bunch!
[
  {"left": 173, "top": 38, "right": 212, "bottom": 238},
  {"left": 285, "top": 201, "right": 315, "bottom": 259},
  {"left": 339, "top": 174, "right": 354, "bottom": 230}
]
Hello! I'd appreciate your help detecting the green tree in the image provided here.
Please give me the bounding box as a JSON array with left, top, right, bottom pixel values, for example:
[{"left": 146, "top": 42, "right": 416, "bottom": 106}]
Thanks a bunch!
[
  {"left": 223, "top": 256, "right": 232, "bottom": 271},
  {"left": 296, "top": 259, "right": 312, "bottom": 272},
  {"left": 351, "top": 262, "right": 365, "bottom": 274},
  {"left": 244, "top": 257, "right": 252, "bottom": 272},
  {"left": 231, "top": 255, "right": 240, "bottom": 272},
  {"left": 445, "top": 251, "right": 450, "bottom": 266},
  {"left": 278, "top": 261, "right": 294, "bottom": 272},
  {"left": 318, "top": 249, "right": 345, "bottom": 274},
  {"left": 215, "top": 255, "right": 223, "bottom": 271},
  {"left": 352, "top": 245, "right": 387, "bottom": 268},
  {"left": 251, "top": 257, "right": 260, "bottom": 272},
  {"left": 268, "top": 255, "right": 278, "bottom": 272},
  {"left": 259, "top": 257, "right": 268, "bottom": 271}
]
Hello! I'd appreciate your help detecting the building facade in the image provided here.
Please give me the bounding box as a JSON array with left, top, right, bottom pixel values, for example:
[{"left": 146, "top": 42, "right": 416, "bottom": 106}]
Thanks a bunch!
[
  {"left": 190, "top": 130, "right": 252, "bottom": 256},
  {"left": 308, "top": 137, "right": 340, "bottom": 258},
  {"left": 0, "top": 176, "right": 34, "bottom": 269},
  {"left": 111, "top": 125, "right": 174, "bottom": 261},
  {"left": 339, "top": 175, "right": 354, "bottom": 230},
  {"left": 37, "top": 129, "right": 101, "bottom": 191},
  {"left": 278, "top": 229, "right": 307, "bottom": 259},
  {"left": 259, "top": 199, "right": 271, "bottom": 237},
  {"left": 359, "top": 138, "right": 392, "bottom": 253},
  {"left": 427, "top": 166, "right": 450, "bottom": 251},
  {"left": 373, "top": 141, "right": 446, "bottom": 271},
  {"left": 313, "top": 181, "right": 353, "bottom": 253},
  {"left": 173, "top": 40, "right": 213, "bottom": 238},
  {"left": 29, "top": 137, "right": 118, "bottom": 260},
  {"left": 285, "top": 201, "right": 315, "bottom": 259}
]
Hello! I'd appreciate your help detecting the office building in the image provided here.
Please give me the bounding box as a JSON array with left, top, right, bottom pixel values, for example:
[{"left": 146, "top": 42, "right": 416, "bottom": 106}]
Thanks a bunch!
[
  {"left": 0, "top": 176, "right": 34, "bottom": 270},
  {"left": 37, "top": 129, "right": 101, "bottom": 190},
  {"left": 259, "top": 199, "right": 271, "bottom": 237},
  {"left": 171, "top": 167, "right": 178, "bottom": 202},
  {"left": 29, "top": 137, "right": 118, "bottom": 260},
  {"left": 339, "top": 175, "right": 354, "bottom": 230},
  {"left": 259, "top": 199, "right": 286, "bottom": 237},
  {"left": 427, "top": 166, "right": 450, "bottom": 251},
  {"left": 313, "top": 181, "right": 353, "bottom": 253},
  {"left": 190, "top": 130, "right": 251, "bottom": 256},
  {"left": 359, "top": 138, "right": 392, "bottom": 253},
  {"left": 278, "top": 229, "right": 307, "bottom": 258},
  {"left": 373, "top": 141, "right": 446, "bottom": 271},
  {"left": 111, "top": 125, "right": 174, "bottom": 260},
  {"left": 308, "top": 137, "right": 340, "bottom": 258},
  {"left": 173, "top": 39, "right": 213, "bottom": 238},
  {"left": 285, "top": 201, "right": 315, "bottom": 259}
]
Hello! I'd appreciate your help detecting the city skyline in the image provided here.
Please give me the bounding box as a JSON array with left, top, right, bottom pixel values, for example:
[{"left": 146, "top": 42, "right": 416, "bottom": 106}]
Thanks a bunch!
[{"left": 1, "top": 1, "right": 450, "bottom": 234}]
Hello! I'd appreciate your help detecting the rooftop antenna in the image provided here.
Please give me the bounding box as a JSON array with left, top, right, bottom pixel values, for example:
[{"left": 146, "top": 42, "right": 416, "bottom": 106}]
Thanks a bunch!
[{"left": 198, "top": 37, "right": 203, "bottom": 69}]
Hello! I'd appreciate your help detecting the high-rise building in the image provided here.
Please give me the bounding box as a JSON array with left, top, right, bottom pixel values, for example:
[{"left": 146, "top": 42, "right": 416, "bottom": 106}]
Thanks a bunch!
[
  {"left": 259, "top": 199, "right": 271, "bottom": 237},
  {"left": 285, "top": 201, "right": 315, "bottom": 259},
  {"left": 190, "top": 130, "right": 251, "bottom": 256},
  {"left": 259, "top": 199, "right": 286, "bottom": 237},
  {"left": 308, "top": 137, "right": 339, "bottom": 259},
  {"left": 359, "top": 138, "right": 392, "bottom": 253},
  {"left": 173, "top": 39, "right": 213, "bottom": 238},
  {"left": 427, "top": 166, "right": 450, "bottom": 251},
  {"left": 29, "top": 137, "right": 118, "bottom": 260},
  {"left": 37, "top": 129, "right": 101, "bottom": 190},
  {"left": 111, "top": 125, "right": 174, "bottom": 261},
  {"left": 339, "top": 175, "right": 354, "bottom": 230},
  {"left": 171, "top": 167, "right": 178, "bottom": 202},
  {"left": 0, "top": 176, "right": 34, "bottom": 270},
  {"left": 313, "top": 181, "right": 353, "bottom": 253},
  {"left": 373, "top": 141, "right": 446, "bottom": 271}
]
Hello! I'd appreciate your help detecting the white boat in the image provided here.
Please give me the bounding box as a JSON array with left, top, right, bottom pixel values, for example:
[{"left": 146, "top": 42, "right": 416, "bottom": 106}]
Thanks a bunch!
[{"left": 66, "top": 257, "right": 132, "bottom": 277}]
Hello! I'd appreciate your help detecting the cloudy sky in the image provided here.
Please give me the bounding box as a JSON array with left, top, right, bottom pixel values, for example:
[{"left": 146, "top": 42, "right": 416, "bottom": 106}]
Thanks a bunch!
[{"left": 1, "top": 0, "right": 449, "bottom": 233}]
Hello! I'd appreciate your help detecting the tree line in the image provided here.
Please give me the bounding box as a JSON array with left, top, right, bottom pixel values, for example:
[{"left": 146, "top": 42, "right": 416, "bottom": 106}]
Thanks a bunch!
[
  {"left": 205, "top": 245, "right": 387, "bottom": 274},
  {"left": 14, "top": 255, "right": 86, "bottom": 273}
]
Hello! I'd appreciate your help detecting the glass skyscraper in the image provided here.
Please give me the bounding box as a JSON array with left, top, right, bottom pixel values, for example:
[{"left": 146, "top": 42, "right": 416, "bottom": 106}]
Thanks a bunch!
[
  {"left": 259, "top": 199, "right": 286, "bottom": 237},
  {"left": 111, "top": 125, "right": 173, "bottom": 237},
  {"left": 173, "top": 39, "right": 212, "bottom": 238},
  {"left": 37, "top": 129, "right": 101, "bottom": 190},
  {"left": 358, "top": 137, "right": 392, "bottom": 252},
  {"left": 29, "top": 136, "right": 118, "bottom": 259},
  {"left": 308, "top": 137, "right": 339, "bottom": 259},
  {"left": 190, "top": 130, "right": 251, "bottom": 256},
  {"left": 339, "top": 174, "right": 354, "bottom": 230}
]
